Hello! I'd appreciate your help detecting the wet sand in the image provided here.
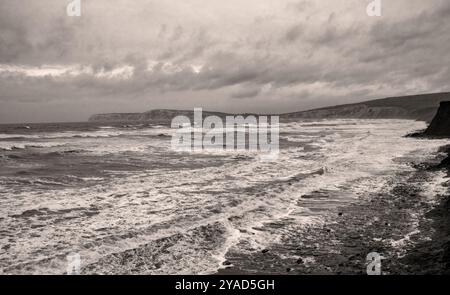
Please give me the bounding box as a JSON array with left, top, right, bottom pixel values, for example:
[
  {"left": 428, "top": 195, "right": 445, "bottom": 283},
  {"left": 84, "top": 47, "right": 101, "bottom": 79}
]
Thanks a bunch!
[{"left": 218, "top": 147, "right": 450, "bottom": 275}]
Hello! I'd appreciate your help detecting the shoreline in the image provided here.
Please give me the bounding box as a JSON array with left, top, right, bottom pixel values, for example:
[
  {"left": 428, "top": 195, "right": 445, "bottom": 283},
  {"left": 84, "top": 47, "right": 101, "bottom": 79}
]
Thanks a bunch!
[
  {"left": 217, "top": 145, "right": 450, "bottom": 275},
  {"left": 399, "top": 145, "right": 450, "bottom": 274}
]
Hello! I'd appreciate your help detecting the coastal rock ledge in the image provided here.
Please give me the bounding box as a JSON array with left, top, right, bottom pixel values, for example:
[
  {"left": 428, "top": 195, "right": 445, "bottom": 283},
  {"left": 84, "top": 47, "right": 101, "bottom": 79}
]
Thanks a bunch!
[{"left": 425, "top": 101, "right": 450, "bottom": 137}]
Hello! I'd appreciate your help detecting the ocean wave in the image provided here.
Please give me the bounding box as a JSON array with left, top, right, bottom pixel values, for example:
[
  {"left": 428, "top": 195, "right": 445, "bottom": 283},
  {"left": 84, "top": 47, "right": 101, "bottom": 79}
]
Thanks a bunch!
[
  {"left": 0, "top": 142, "right": 67, "bottom": 151},
  {"left": 2, "top": 119, "right": 450, "bottom": 274},
  {"left": 0, "top": 175, "right": 106, "bottom": 189},
  {"left": 0, "top": 127, "right": 172, "bottom": 141}
]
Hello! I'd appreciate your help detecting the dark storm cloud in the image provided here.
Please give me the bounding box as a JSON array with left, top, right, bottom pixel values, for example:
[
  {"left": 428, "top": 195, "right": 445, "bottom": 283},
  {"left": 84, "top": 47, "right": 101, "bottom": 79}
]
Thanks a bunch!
[
  {"left": 231, "top": 87, "right": 261, "bottom": 99},
  {"left": 0, "top": 1, "right": 82, "bottom": 65},
  {"left": 283, "top": 24, "right": 304, "bottom": 43},
  {"left": 286, "top": 1, "right": 314, "bottom": 13},
  {"left": 1, "top": 0, "right": 450, "bottom": 123}
]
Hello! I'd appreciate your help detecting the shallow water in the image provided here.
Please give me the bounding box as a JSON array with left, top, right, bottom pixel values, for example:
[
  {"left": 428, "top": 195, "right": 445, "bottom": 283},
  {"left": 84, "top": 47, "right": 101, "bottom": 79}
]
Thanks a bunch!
[{"left": 0, "top": 119, "right": 448, "bottom": 274}]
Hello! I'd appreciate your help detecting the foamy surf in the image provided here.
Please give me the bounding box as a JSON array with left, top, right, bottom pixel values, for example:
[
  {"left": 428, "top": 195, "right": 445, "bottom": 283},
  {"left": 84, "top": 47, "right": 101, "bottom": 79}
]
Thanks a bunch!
[{"left": 0, "top": 119, "right": 449, "bottom": 274}]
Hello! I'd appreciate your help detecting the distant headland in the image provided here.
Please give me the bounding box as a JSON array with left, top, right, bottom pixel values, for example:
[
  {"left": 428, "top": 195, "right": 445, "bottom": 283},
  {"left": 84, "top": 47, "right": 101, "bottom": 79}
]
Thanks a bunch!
[{"left": 89, "top": 92, "right": 450, "bottom": 123}]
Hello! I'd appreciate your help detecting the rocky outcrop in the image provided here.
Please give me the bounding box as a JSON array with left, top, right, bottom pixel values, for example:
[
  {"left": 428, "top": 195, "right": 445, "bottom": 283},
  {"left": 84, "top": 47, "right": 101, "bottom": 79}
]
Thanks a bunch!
[{"left": 425, "top": 102, "right": 450, "bottom": 137}]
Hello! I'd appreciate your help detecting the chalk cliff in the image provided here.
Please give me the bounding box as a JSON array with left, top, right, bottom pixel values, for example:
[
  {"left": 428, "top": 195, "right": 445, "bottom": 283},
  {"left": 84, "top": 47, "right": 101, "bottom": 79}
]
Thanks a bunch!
[
  {"left": 88, "top": 92, "right": 450, "bottom": 123},
  {"left": 88, "top": 109, "right": 232, "bottom": 123}
]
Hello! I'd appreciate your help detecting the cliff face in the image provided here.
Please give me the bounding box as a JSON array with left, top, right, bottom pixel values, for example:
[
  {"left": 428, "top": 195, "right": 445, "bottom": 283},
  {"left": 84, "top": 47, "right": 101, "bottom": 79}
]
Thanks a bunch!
[
  {"left": 88, "top": 92, "right": 450, "bottom": 123},
  {"left": 282, "top": 105, "right": 410, "bottom": 120},
  {"left": 88, "top": 113, "right": 144, "bottom": 122},
  {"left": 425, "top": 102, "right": 450, "bottom": 137},
  {"left": 283, "top": 92, "right": 450, "bottom": 122},
  {"left": 88, "top": 110, "right": 232, "bottom": 123}
]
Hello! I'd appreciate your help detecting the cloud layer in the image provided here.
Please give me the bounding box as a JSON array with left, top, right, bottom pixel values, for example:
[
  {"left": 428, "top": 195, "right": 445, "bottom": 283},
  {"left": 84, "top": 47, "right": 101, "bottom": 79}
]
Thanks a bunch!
[{"left": 1, "top": 0, "right": 449, "bottom": 122}]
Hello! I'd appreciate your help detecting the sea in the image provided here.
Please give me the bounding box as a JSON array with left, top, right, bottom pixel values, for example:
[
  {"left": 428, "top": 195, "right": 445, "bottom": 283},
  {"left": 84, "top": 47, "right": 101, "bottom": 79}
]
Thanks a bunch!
[{"left": 0, "top": 119, "right": 449, "bottom": 274}]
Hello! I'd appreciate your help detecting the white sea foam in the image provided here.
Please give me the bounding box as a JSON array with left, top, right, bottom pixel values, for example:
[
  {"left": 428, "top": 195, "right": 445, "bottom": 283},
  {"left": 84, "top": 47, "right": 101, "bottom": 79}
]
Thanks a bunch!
[
  {"left": 420, "top": 171, "right": 449, "bottom": 203},
  {"left": 0, "top": 126, "right": 172, "bottom": 141},
  {"left": 0, "top": 141, "right": 68, "bottom": 150},
  {"left": 1, "top": 119, "right": 449, "bottom": 274}
]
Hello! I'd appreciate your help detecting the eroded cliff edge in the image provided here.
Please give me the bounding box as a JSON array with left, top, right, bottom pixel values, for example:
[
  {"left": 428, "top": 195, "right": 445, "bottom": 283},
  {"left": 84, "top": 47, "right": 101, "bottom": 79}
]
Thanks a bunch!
[{"left": 425, "top": 101, "right": 450, "bottom": 137}]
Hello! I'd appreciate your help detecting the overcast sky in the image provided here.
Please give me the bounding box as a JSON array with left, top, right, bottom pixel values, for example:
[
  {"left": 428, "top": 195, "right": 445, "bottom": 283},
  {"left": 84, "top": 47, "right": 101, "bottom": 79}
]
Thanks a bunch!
[{"left": 1, "top": 0, "right": 449, "bottom": 123}]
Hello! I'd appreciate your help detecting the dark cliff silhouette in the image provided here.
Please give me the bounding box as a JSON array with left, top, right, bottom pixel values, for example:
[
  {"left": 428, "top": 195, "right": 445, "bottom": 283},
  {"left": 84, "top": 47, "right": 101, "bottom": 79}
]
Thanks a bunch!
[{"left": 425, "top": 101, "right": 450, "bottom": 137}]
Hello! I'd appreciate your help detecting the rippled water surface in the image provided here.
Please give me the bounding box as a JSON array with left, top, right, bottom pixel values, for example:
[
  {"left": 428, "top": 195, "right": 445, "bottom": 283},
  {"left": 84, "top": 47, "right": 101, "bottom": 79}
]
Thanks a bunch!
[{"left": 0, "top": 119, "right": 448, "bottom": 274}]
